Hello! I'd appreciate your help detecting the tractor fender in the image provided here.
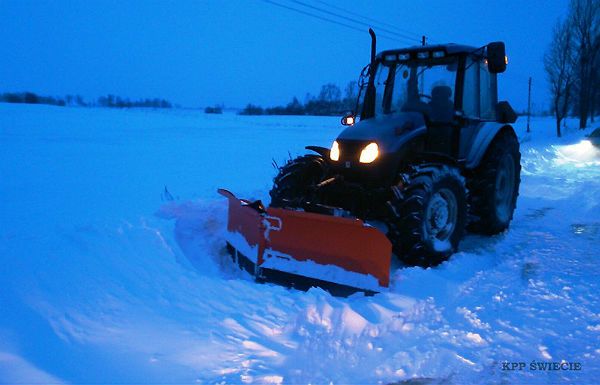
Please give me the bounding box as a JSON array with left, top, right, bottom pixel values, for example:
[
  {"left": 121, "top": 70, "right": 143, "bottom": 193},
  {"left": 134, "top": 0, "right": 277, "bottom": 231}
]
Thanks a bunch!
[
  {"left": 305, "top": 145, "right": 330, "bottom": 159},
  {"left": 465, "top": 122, "right": 515, "bottom": 169}
]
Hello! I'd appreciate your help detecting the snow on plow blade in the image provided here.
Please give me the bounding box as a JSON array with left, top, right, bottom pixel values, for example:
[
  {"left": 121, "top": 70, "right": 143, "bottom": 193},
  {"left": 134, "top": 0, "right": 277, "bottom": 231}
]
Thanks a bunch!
[{"left": 218, "top": 189, "right": 391, "bottom": 296}]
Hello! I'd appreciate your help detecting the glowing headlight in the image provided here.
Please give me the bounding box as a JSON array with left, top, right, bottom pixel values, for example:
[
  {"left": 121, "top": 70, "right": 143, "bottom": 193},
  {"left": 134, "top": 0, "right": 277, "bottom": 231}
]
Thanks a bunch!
[
  {"left": 330, "top": 140, "right": 340, "bottom": 161},
  {"left": 359, "top": 142, "right": 379, "bottom": 163}
]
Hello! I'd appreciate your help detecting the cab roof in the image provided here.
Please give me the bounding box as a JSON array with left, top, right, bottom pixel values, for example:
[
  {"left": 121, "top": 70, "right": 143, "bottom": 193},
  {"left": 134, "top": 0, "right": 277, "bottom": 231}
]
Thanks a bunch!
[{"left": 377, "top": 43, "right": 482, "bottom": 60}]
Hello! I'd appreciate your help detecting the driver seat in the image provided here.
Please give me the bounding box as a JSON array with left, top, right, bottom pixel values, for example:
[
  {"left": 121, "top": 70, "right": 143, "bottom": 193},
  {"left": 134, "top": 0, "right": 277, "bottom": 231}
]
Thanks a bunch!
[
  {"left": 428, "top": 86, "right": 454, "bottom": 122},
  {"left": 425, "top": 85, "right": 457, "bottom": 156}
]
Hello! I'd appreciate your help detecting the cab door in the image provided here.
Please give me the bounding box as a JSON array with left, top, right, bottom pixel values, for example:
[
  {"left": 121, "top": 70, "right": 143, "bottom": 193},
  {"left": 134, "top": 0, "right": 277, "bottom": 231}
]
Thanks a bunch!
[{"left": 458, "top": 57, "right": 499, "bottom": 159}]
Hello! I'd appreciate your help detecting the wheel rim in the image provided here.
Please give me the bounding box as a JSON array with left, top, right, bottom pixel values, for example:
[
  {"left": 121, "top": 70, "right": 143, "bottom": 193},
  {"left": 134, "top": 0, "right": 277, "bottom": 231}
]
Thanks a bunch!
[
  {"left": 424, "top": 188, "right": 457, "bottom": 241},
  {"left": 495, "top": 154, "right": 516, "bottom": 222}
]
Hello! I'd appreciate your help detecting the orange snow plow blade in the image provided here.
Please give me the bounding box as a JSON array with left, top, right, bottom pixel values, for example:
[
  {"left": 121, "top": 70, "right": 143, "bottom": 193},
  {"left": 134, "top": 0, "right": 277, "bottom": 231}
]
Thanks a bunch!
[{"left": 218, "top": 189, "right": 392, "bottom": 296}]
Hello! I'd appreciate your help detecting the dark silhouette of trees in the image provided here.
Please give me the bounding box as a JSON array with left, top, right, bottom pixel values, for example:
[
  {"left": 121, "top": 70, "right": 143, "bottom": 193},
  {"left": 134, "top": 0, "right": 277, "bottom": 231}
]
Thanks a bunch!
[
  {"left": 545, "top": 0, "right": 600, "bottom": 132},
  {"left": 304, "top": 83, "right": 343, "bottom": 115},
  {"left": 239, "top": 104, "right": 265, "bottom": 115},
  {"left": 75, "top": 95, "right": 87, "bottom": 106},
  {"left": 240, "top": 82, "right": 358, "bottom": 116},
  {"left": 282, "top": 97, "right": 304, "bottom": 115},
  {"left": 205, "top": 104, "right": 224, "bottom": 114},
  {"left": 24, "top": 92, "right": 39, "bottom": 104},
  {"left": 0, "top": 92, "right": 66, "bottom": 106},
  {"left": 0, "top": 91, "right": 170, "bottom": 109},
  {"left": 569, "top": 0, "right": 600, "bottom": 128},
  {"left": 96, "top": 95, "right": 172, "bottom": 108},
  {"left": 545, "top": 18, "right": 576, "bottom": 137},
  {"left": 343, "top": 81, "right": 358, "bottom": 112}
]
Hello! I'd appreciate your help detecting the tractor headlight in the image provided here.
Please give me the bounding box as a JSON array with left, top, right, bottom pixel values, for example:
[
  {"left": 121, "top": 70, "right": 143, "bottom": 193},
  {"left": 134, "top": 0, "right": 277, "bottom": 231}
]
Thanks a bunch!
[
  {"left": 330, "top": 140, "right": 340, "bottom": 161},
  {"left": 359, "top": 142, "right": 379, "bottom": 163}
]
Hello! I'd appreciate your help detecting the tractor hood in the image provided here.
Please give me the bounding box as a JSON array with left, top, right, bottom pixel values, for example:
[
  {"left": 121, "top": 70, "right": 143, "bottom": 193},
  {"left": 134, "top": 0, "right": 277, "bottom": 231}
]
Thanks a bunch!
[{"left": 337, "top": 112, "right": 426, "bottom": 152}]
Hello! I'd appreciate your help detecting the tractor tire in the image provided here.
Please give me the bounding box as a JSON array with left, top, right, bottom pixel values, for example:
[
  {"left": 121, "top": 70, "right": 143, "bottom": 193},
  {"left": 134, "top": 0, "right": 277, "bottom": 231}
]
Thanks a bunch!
[
  {"left": 467, "top": 130, "right": 521, "bottom": 235},
  {"left": 269, "top": 154, "right": 327, "bottom": 208},
  {"left": 388, "top": 164, "right": 468, "bottom": 267}
]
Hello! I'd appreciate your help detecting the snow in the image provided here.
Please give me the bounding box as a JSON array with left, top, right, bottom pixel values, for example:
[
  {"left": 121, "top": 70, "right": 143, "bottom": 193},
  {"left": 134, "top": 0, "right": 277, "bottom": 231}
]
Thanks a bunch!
[
  {"left": 1, "top": 103, "right": 600, "bottom": 384},
  {"left": 261, "top": 248, "right": 382, "bottom": 292},
  {"left": 225, "top": 231, "right": 260, "bottom": 263}
]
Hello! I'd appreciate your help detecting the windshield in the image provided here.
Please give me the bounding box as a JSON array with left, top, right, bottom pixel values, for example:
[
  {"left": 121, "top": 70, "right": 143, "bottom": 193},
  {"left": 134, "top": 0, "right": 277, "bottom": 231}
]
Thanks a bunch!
[{"left": 370, "top": 57, "right": 459, "bottom": 120}]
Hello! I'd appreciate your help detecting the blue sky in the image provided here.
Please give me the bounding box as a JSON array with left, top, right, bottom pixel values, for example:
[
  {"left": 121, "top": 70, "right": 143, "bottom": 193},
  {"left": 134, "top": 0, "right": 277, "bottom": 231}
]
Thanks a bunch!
[{"left": 0, "top": 0, "right": 567, "bottom": 111}]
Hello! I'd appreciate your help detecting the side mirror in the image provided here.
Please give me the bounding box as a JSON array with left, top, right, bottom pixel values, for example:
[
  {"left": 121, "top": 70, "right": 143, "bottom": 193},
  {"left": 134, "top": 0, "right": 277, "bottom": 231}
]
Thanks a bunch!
[
  {"left": 496, "top": 101, "right": 517, "bottom": 123},
  {"left": 341, "top": 113, "right": 356, "bottom": 126},
  {"left": 487, "top": 41, "right": 507, "bottom": 74}
]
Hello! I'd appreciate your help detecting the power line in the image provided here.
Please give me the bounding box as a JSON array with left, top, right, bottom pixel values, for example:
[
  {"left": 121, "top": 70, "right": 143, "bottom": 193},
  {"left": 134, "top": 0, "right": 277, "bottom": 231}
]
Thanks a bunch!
[
  {"left": 290, "top": 0, "right": 422, "bottom": 44},
  {"left": 313, "top": 0, "right": 430, "bottom": 43},
  {"left": 259, "top": 0, "right": 416, "bottom": 45},
  {"left": 262, "top": 0, "right": 414, "bottom": 44}
]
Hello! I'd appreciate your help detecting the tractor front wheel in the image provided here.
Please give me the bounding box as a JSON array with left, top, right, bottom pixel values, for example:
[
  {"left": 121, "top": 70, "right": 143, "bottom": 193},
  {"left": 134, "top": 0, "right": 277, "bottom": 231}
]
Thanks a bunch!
[
  {"left": 269, "top": 154, "right": 327, "bottom": 208},
  {"left": 388, "top": 164, "right": 468, "bottom": 267}
]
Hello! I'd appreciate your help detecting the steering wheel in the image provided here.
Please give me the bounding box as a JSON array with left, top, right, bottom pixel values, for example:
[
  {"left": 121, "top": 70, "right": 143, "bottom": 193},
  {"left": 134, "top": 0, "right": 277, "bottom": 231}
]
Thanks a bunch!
[{"left": 418, "top": 93, "right": 432, "bottom": 100}]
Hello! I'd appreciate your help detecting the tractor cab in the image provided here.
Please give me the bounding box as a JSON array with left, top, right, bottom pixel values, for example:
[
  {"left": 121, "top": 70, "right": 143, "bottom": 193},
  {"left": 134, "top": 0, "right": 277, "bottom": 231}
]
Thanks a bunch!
[
  {"left": 358, "top": 43, "right": 507, "bottom": 123},
  {"left": 336, "top": 39, "right": 515, "bottom": 177}
]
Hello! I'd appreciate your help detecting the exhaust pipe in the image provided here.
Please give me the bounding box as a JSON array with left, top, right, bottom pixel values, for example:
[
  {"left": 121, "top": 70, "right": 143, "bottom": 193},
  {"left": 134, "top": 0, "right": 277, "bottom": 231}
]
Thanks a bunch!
[
  {"left": 369, "top": 28, "right": 376, "bottom": 67},
  {"left": 361, "top": 28, "right": 377, "bottom": 120}
]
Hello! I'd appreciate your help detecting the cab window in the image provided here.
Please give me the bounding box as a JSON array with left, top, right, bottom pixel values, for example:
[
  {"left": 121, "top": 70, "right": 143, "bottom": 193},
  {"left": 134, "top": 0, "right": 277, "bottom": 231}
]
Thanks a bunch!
[
  {"left": 462, "top": 58, "right": 479, "bottom": 118},
  {"left": 462, "top": 58, "right": 497, "bottom": 120},
  {"left": 480, "top": 61, "right": 497, "bottom": 120}
]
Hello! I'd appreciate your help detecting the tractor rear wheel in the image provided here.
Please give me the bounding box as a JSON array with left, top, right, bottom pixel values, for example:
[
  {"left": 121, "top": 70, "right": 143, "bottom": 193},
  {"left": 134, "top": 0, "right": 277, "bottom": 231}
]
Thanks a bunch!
[
  {"left": 269, "top": 154, "right": 327, "bottom": 208},
  {"left": 468, "top": 130, "right": 521, "bottom": 234},
  {"left": 388, "top": 164, "right": 468, "bottom": 267}
]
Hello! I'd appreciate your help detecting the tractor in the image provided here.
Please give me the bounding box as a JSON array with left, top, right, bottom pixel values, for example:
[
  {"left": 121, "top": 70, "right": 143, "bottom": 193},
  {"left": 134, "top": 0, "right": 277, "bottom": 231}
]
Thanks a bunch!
[
  {"left": 269, "top": 29, "right": 520, "bottom": 267},
  {"left": 219, "top": 29, "right": 520, "bottom": 294}
]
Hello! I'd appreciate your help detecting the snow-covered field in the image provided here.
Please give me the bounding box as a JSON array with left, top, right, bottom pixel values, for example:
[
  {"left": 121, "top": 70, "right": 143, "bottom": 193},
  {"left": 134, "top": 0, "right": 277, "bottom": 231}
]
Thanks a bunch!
[{"left": 1, "top": 103, "right": 599, "bottom": 384}]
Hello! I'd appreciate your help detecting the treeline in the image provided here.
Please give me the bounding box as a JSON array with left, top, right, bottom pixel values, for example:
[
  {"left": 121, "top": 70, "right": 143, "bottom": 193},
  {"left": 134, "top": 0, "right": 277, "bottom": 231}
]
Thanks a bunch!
[
  {"left": 0, "top": 92, "right": 172, "bottom": 109},
  {"left": 240, "top": 82, "right": 358, "bottom": 116},
  {"left": 0, "top": 92, "right": 69, "bottom": 106},
  {"left": 97, "top": 95, "right": 172, "bottom": 108},
  {"left": 544, "top": 0, "right": 600, "bottom": 136},
  {"left": 204, "top": 104, "right": 224, "bottom": 114}
]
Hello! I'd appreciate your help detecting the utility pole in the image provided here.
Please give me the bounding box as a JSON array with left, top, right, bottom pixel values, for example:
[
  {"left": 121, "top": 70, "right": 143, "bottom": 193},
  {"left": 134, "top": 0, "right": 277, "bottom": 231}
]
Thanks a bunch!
[
  {"left": 420, "top": 36, "right": 426, "bottom": 94},
  {"left": 527, "top": 77, "right": 532, "bottom": 133}
]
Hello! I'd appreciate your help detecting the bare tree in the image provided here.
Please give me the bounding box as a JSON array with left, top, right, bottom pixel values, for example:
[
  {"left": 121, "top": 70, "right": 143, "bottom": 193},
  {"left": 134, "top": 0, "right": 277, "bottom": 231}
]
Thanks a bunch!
[
  {"left": 597, "top": 40, "right": 600, "bottom": 120},
  {"left": 590, "top": 20, "right": 599, "bottom": 124},
  {"left": 318, "top": 83, "right": 342, "bottom": 103},
  {"left": 343, "top": 81, "right": 358, "bottom": 111},
  {"left": 545, "top": 19, "right": 576, "bottom": 137},
  {"left": 569, "top": 0, "right": 600, "bottom": 129}
]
